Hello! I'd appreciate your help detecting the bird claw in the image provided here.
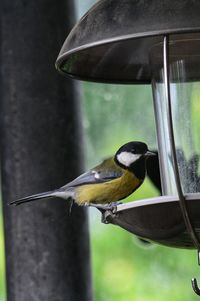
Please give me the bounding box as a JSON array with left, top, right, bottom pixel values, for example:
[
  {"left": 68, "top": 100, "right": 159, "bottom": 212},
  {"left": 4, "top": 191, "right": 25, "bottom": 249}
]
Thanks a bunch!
[{"left": 88, "top": 202, "right": 121, "bottom": 213}]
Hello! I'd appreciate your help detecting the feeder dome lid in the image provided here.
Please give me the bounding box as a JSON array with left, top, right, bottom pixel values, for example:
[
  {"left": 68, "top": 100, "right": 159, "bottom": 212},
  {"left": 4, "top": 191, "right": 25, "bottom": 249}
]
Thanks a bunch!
[{"left": 56, "top": 0, "right": 200, "bottom": 84}]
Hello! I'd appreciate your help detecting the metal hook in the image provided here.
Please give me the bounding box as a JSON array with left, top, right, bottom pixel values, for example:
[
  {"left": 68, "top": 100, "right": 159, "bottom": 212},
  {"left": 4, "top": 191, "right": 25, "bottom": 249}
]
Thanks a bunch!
[
  {"left": 191, "top": 251, "right": 200, "bottom": 296},
  {"left": 192, "top": 278, "right": 200, "bottom": 296}
]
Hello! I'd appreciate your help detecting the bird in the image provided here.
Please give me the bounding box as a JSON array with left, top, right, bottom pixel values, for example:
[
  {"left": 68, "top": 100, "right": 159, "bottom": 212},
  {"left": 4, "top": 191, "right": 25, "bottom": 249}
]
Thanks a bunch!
[{"left": 10, "top": 141, "right": 155, "bottom": 208}]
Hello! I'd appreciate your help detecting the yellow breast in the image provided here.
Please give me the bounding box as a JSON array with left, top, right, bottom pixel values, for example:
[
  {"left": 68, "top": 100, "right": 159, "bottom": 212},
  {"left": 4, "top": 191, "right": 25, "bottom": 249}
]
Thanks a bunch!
[{"left": 75, "top": 170, "right": 142, "bottom": 205}]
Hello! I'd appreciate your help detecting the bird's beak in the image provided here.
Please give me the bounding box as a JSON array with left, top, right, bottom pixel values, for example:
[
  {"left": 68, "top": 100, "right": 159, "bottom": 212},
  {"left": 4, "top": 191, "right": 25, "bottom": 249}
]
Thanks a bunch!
[{"left": 145, "top": 150, "right": 156, "bottom": 157}]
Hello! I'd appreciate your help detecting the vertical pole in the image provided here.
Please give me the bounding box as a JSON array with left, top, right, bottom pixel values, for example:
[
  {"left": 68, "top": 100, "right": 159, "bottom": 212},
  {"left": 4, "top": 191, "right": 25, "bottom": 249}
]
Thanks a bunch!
[{"left": 0, "top": 1, "right": 92, "bottom": 301}]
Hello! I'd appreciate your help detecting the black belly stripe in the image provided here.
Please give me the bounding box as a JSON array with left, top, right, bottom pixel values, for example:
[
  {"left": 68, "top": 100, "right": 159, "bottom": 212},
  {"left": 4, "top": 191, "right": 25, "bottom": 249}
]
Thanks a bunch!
[{"left": 129, "top": 158, "right": 146, "bottom": 180}]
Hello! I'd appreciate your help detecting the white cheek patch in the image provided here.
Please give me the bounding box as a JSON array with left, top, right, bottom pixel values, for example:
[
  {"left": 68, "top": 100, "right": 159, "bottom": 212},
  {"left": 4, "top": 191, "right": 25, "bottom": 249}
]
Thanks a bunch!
[{"left": 117, "top": 151, "right": 141, "bottom": 167}]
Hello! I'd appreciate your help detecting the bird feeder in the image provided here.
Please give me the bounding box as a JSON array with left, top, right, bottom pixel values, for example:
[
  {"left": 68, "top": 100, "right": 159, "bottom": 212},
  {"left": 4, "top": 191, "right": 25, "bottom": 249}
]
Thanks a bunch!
[{"left": 56, "top": 0, "right": 200, "bottom": 295}]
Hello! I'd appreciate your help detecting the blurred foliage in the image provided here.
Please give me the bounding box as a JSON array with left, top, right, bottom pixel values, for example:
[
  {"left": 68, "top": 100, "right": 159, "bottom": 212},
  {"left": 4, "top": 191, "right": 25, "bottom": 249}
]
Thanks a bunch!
[
  {"left": 82, "top": 83, "right": 157, "bottom": 167},
  {"left": 82, "top": 81, "right": 200, "bottom": 301}
]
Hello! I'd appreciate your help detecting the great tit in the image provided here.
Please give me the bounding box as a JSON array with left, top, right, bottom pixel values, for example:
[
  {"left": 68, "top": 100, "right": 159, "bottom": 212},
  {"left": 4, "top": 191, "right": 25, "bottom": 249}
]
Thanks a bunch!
[{"left": 10, "top": 141, "right": 155, "bottom": 207}]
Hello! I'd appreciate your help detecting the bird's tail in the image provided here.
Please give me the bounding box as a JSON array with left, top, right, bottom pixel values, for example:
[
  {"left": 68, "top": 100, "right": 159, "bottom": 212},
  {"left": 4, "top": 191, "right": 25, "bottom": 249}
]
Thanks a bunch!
[{"left": 9, "top": 190, "right": 70, "bottom": 206}]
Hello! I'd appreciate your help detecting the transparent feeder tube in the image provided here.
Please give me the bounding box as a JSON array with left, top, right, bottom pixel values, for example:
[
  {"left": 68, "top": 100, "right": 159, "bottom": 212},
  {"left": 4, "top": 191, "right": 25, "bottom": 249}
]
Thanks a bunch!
[{"left": 151, "top": 34, "right": 200, "bottom": 197}]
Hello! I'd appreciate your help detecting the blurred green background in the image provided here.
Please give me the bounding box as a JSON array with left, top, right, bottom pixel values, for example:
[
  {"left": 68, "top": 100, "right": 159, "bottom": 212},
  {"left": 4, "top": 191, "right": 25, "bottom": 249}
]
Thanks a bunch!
[
  {"left": 82, "top": 82, "right": 200, "bottom": 301},
  {"left": 0, "top": 1, "right": 200, "bottom": 301}
]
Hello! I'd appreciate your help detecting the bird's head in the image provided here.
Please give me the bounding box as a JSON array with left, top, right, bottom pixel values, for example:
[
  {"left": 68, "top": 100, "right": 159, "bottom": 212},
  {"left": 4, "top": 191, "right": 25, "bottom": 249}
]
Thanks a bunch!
[{"left": 115, "top": 141, "right": 155, "bottom": 169}]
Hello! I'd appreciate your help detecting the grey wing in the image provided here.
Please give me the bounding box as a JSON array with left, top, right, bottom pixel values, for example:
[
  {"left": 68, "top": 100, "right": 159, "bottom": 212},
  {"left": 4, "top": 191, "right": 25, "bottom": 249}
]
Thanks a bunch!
[{"left": 61, "top": 169, "right": 122, "bottom": 189}]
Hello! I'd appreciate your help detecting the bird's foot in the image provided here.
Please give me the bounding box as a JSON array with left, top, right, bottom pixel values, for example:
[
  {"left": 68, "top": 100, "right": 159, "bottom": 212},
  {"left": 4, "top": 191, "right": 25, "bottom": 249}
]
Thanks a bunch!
[
  {"left": 89, "top": 201, "right": 122, "bottom": 212},
  {"left": 88, "top": 202, "right": 122, "bottom": 224}
]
